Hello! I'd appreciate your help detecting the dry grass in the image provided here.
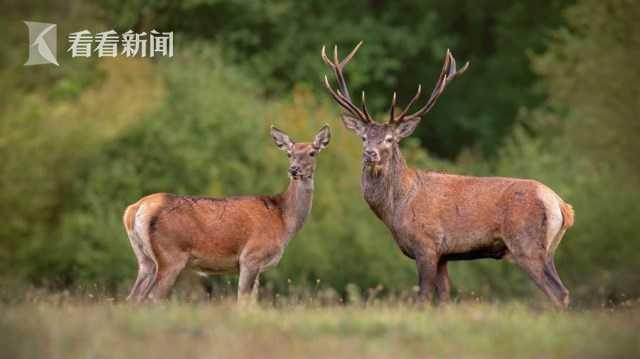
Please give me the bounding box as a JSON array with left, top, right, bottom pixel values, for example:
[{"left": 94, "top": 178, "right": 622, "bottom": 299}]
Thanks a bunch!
[{"left": 1, "top": 293, "right": 638, "bottom": 359}]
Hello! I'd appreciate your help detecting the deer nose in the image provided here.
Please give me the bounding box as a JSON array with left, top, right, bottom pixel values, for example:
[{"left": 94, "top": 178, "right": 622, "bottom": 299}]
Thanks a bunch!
[
  {"left": 289, "top": 165, "right": 301, "bottom": 175},
  {"left": 364, "top": 149, "right": 379, "bottom": 161}
]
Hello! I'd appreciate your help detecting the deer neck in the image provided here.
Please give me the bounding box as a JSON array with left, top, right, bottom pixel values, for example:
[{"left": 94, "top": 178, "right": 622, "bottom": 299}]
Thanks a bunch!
[
  {"left": 279, "top": 177, "right": 314, "bottom": 238},
  {"left": 362, "top": 145, "right": 416, "bottom": 223}
]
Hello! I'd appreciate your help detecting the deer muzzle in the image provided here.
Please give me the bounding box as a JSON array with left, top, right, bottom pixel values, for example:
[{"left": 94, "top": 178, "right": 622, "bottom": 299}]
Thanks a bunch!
[{"left": 363, "top": 149, "right": 380, "bottom": 163}]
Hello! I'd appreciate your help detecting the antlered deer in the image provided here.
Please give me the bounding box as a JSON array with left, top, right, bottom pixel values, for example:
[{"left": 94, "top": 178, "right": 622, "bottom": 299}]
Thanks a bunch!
[
  {"left": 123, "top": 125, "right": 331, "bottom": 302},
  {"left": 322, "top": 42, "right": 574, "bottom": 308}
]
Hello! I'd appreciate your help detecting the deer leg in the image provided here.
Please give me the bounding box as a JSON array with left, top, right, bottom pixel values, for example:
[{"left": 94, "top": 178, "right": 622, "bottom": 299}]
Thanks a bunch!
[
  {"left": 126, "top": 230, "right": 154, "bottom": 301},
  {"left": 135, "top": 267, "right": 159, "bottom": 303},
  {"left": 543, "top": 256, "right": 570, "bottom": 308},
  {"left": 200, "top": 276, "right": 214, "bottom": 300},
  {"left": 238, "top": 263, "right": 260, "bottom": 305},
  {"left": 251, "top": 273, "right": 261, "bottom": 299},
  {"left": 512, "top": 254, "right": 568, "bottom": 309},
  {"left": 127, "top": 256, "right": 154, "bottom": 302},
  {"left": 416, "top": 254, "right": 438, "bottom": 304},
  {"left": 147, "top": 254, "right": 189, "bottom": 301},
  {"left": 435, "top": 260, "right": 451, "bottom": 304}
]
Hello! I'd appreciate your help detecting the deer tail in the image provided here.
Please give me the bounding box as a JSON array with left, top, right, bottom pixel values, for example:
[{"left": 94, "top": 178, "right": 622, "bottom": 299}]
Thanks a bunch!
[
  {"left": 559, "top": 201, "right": 575, "bottom": 230},
  {"left": 123, "top": 203, "right": 139, "bottom": 235}
]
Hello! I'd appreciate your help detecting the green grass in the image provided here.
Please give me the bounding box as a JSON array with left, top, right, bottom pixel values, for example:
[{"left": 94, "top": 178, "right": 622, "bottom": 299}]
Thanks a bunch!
[{"left": 2, "top": 294, "right": 638, "bottom": 359}]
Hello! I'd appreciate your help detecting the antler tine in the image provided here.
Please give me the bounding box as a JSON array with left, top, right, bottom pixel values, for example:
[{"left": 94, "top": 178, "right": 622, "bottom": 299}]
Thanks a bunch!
[
  {"left": 340, "top": 40, "right": 363, "bottom": 67},
  {"left": 361, "top": 91, "right": 372, "bottom": 121},
  {"left": 321, "top": 45, "right": 334, "bottom": 67},
  {"left": 323, "top": 75, "right": 368, "bottom": 121},
  {"left": 389, "top": 92, "right": 397, "bottom": 123},
  {"left": 400, "top": 49, "right": 469, "bottom": 122},
  {"left": 321, "top": 41, "right": 372, "bottom": 123},
  {"left": 390, "top": 85, "right": 422, "bottom": 124},
  {"left": 331, "top": 42, "right": 363, "bottom": 102},
  {"left": 332, "top": 45, "right": 352, "bottom": 101}
]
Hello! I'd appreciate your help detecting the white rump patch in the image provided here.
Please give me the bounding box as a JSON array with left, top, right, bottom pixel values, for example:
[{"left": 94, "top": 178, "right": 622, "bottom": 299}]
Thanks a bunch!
[{"left": 537, "top": 186, "right": 564, "bottom": 253}]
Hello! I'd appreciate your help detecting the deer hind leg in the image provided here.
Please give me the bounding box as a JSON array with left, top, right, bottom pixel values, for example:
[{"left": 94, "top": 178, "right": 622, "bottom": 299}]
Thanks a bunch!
[
  {"left": 503, "top": 190, "right": 569, "bottom": 308},
  {"left": 124, "top": 204, "right": 157, "bottom": 302},
  {"left": 542, "top": 255, "right": 569, "bottom": 308},
  {"left": 539, "top": 189, "right": 570, "bottom": 307},
  {"left": 511, "top": 253, "right": 568, "bottom": 309},
  {"left": 435, "top": 260, "right": 451, "bottom": 304},
  {"left": 542, "top": 225, "right": 570, "bottom": 308},
  {"left": 127, "top": 256, "right": 155, "bottom": 302},
  {"left": 146, "top": 249, "right": 189, "bottom": 301},
  {"left": 505, "top": 226, "right": 569, "bottom": 308},
  {"left": 133, "top": 258, "right": 157, "bottom": 302},
  {"left": 126, "top": 232, "right": 156, "bottom": 302}
]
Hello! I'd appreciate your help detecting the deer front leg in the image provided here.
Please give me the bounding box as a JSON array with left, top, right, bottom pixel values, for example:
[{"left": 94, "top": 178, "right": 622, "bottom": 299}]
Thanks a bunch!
[
  {"left": 251, "top": 273, "right": 260, "bottom": 298},
  {"left": 435, "top": 260, "right": 451, "bottom": 304},
  {"left": 415, "top": 252, "right": 438, "bottom": 304},
  {"left": 238, "top": 262, "right": 260, "bottom": 305}
]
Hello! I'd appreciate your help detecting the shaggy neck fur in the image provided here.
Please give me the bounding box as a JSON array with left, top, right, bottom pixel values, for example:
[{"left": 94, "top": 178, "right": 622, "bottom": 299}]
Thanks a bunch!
[
  {"left": 279, "top": 177, "right": 314, "bottom": 238},
  {"left": 362, "top": 145, "right": 416, "bottom": 222}
]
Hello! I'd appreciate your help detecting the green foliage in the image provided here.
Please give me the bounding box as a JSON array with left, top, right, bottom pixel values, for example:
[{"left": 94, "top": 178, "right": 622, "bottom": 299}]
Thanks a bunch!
[
  {"left": 1, "top": 0, "right": 638, "bottom": 305},
  {"left": 99, "top": 0, "right": 569, "bottom": 158}
]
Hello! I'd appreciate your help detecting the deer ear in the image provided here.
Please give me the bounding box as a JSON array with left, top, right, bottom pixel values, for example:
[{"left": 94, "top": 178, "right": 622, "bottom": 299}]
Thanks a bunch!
[
  {"left": 394, "top": 117, "right": 421, "bottom": 140},
  {"left": 340, "top": 114, "right": 367, "bottom": 137},
  {"left": 270, "top": 126, "right": 293, "bottom": 152},
  {"left": 313, "top": 124, "right": 331, "bottom": 152}
]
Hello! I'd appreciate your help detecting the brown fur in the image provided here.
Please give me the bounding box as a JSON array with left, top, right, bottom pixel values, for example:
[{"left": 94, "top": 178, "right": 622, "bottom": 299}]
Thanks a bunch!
[
  {"left": 321, "top": 43, "right": 574, "bottom": 308},
  {"left": 354, "top": 126, "right": 575, "bottom": 308},
  {"left": 124, "top": 126, "right": 331, "bottom": 303}
]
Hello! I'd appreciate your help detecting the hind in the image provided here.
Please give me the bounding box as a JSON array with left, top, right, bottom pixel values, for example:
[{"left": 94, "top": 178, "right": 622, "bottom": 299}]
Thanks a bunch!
[{"left": 124, "top": 202, "right": 158, "bottom": 302}]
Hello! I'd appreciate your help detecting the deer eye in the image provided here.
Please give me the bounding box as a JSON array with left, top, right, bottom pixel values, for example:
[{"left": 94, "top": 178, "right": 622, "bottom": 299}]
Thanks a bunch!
[
  {"left": 309, "top": 151, "right": 316, "bottom": 157},
  {"left": 385, "top": 137, "right": 394, "bottom": 143}
]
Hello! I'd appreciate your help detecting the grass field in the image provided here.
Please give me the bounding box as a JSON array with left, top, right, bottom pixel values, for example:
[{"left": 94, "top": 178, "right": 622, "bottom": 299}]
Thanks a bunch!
[{"left": 2, "top": 292, "right": 639, "bottom": 359}]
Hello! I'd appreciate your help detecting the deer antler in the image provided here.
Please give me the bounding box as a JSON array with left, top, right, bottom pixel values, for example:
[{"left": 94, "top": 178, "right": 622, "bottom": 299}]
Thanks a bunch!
[
  {"left": 322, "top": 41, "right": 373, "bottom": 123},
  {"left": 389, "top": 49, "right": 469, "bottom": 124}
]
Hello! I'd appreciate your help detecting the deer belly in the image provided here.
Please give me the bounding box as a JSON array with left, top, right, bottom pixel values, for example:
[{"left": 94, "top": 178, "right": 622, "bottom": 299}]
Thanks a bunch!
[
  {"left": 189, "top": 256, "right": 240, "bottom": 275},
  {"left": 260, "top": 250, "right": 285, "bottom": 272},
  {"left": 441, "top": 238, "right": 508, "bottom": 261}
]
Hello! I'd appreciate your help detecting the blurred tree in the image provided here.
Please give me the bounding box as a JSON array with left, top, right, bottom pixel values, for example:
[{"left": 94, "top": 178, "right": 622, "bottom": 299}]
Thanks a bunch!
[
  {"left": 100, "top": 0, "right": 571, "bottom": 159},
  {"left": 2, "top": 0, "right": 638, "bottom": 304}
]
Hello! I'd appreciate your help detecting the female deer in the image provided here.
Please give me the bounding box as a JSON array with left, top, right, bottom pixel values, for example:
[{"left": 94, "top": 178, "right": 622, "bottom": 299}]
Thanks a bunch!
[{"left": 123, "top": 125, "right": 331, "bottom": 302}]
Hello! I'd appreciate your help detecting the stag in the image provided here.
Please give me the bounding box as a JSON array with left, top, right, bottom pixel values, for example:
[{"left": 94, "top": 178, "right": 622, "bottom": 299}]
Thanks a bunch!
[
  {"left": 123, "top": 125, "right": 331, "bottom": 302},
  {"left": 322, "top": 42, "right": 574, "bottom": 307}
]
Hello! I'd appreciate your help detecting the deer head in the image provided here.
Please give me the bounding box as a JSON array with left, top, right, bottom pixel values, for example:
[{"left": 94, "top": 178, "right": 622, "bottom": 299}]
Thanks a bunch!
[
  {"left": 322, "top": 42, "right": 468, "bottom": 170},
  {"left": 270, "top": 125, "right": 331, "bottom": 180}
]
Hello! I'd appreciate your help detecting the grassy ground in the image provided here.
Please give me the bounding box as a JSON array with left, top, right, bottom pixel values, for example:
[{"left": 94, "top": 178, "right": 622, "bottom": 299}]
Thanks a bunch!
[{"left": 2, "top": 293, "right": 638, "bottom": 359}]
